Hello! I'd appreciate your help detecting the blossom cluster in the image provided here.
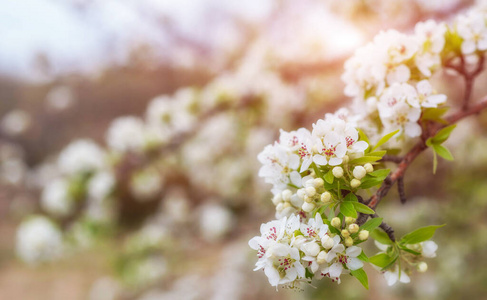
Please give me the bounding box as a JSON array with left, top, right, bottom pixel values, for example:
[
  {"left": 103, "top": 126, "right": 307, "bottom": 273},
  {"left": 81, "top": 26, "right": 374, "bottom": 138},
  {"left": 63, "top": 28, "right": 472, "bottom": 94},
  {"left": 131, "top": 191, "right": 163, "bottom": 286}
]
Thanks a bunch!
[{"left": 249, "top": 213, "right": 368, "bottom": 288}]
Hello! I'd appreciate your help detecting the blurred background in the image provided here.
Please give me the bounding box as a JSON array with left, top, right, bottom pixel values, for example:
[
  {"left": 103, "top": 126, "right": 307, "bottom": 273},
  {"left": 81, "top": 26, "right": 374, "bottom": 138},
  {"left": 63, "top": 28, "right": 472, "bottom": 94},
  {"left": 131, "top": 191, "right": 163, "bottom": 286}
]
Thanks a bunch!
[{"left": 2, "top": 0, "right": 487, "bottom": 299}]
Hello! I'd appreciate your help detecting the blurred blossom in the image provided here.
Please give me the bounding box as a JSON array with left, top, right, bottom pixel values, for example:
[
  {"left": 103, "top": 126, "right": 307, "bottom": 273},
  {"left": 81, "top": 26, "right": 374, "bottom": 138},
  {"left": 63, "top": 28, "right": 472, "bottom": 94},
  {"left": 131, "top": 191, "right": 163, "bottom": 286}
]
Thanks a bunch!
[
  {"left": 89, "top": 277, "right": 121, "bottom": 300},
  {"left": 160, "top": 189, "right": 190, "bottom": 224},
  {"left": 41, "top": 178, "right": 74, "bottom": 217},
  {"left": 0, "top": 158, "right": 27, "bottom": 186},
  {"left": 106, "top": 116, "right": 150, "bottom": 153},
  {"left": 199, "top": 203, "right": 234, "bottom": 242},
  {"left": 130, "top": 167, "right": 163, "bottom": 201},
  {"left": 16, "top": 216, "right": 64, "bottom": 265},
  {"left": 0, "top": 110, "right": 31, "bottom": 137},
  {"left": 45, "top": 85, "right": 76, "bottom": 111},
  {"left": 57, "top": 139, "right": 105, "bottom": 175}
]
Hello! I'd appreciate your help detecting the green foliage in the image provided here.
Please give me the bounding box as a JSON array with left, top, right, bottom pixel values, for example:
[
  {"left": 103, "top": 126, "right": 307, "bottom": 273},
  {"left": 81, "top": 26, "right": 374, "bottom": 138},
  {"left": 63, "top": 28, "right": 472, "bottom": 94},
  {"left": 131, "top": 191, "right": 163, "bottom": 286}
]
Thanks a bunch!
[
  {"left": 371, "top": 130, "right": 400, "bottom": 152},
  {"left": 426, "top": 125, "right": 456, "bottom": 173},
  {"left": 422, "top": 107, "right": 450, "bottom": 124},
  {"left": 370, "top": 229, "right": 393, "bottom": 245},
  {"left": 340, "top": 201, "right": 357, "bottom": 218},
  {"left": 359, "top": 169, "right": 390, "bottom": 189},
  {"left": 353, "top": 202, "right": 375, "bottom": 214},
  {"left": 369, "top": 253, "right": 394, "bottom": 268},
  {"left": 359, "top": 217, "right": 383, "bottom": 232},
  {"left": 350, "top": 268, "right": 369, "bottom": 290},
  {"left": 399, "top": 224, "right": 445, "bottom": 245}
]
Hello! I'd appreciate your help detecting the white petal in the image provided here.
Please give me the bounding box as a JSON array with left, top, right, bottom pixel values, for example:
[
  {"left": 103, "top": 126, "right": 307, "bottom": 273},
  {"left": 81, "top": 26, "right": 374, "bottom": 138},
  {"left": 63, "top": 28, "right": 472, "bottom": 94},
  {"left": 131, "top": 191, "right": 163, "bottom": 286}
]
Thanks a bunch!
[
  {"left": 347, "top": 258, "right": 364, "bottom": 270},
  {"left": 329, "top": 262, "right": 343, "bottom": 278},
  {"left": 399, "top": 271, "right": 410, "bottom": 283},
  {"left": 300, "top": 157, "right": 313, "bottom": 173},
  {"left": 353, "top": 141, "right": 369, "bottom": 152},
  {"left": 290, "top": 171, "right": 302, "bottom": 187},
  {"left": 405, "top": 122, "right": 422, "bottom": 138},
  {"left": 264, "top": 265, "right": 281, "bottom": 287},
  {"left": 416, "top": 80, "right": 432, "bottom": 95},
  {"left": 461, "top": 40, "right": 476, "bottom": 54},
  {"left": 288, "top": 154, "right": 300, "bottom": 170},
  {"left": 313, "top": 155, "right": 328, "bottom": 166},
  {"left": 384, "top": 271, "right": 398, "bottom": 286},
  {"left": 346, "top": 246, "right": 362, "bottom": 257},
  {"left": 328, "top": 157, "right": 343, "bottom": 166}
]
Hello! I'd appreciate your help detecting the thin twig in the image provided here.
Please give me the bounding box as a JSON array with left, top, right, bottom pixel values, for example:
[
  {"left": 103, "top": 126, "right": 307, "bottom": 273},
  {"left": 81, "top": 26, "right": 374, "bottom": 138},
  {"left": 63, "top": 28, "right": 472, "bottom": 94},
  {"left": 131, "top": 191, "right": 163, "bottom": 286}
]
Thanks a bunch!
[{"left": 397, "top": 176, "right": 406, "bottom": 204}]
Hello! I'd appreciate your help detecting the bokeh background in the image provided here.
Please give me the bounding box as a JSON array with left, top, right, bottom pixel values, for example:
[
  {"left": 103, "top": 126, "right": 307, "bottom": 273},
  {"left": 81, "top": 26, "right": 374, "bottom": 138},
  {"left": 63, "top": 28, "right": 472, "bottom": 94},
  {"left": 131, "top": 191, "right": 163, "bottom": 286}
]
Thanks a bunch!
[{"left": 2, "top": 0, "right": 487, "bottom": 299}]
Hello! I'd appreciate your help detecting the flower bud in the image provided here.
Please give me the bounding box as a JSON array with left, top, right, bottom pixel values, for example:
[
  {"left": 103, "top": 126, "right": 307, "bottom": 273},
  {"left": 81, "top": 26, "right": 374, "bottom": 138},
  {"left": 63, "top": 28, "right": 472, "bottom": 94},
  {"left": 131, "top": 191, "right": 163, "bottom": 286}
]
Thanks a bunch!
[
  {"left": 332, "top": 167, "right": 344, "bottom": 178},
  {"left": 290, "top": 195, "right": 304, "bottom": 207},
  {"left": 353, "top": 166, "right": 366, "bottom": 180},
  {"left": 358, "top": 230, "right": 369, "bottom": 241},
  {"left": 350, "top": 179, "right": 361, "bottom": 188},
  {"left": 305, "top": 186, "right": 316, "bottom": 197},
  {"left": 418, "top": 262, "right": 428, "bottom": 273},
  {"left": 276, "top": 202, "right": 284, "bottom": 212},
  {"left": 344, "top": 236, "right": 354, "bottom": 247},
  {"left": 342, "top": 155, "right": 349, "bottom": 164},
  {"left": 282, "top": 189, "right": 292, "bottom": 201},
  {"left": 293, "top": 235, "right": 306, "bottom": 248},
  {"left": 341, "top": 229, "right": 350, "bottom": 237},
  {"left": 348, "top": 224, "right": 359, "bottom": 234},
  {"left": 331, "top": 217, "right": 341, "bottom": 229},
  {"left": 345, "top": 217, "right": 356, "bottom": 225},
  {"left": 317, "top": 250, "right": 327, "bottom": 264},
  {"left": 321, "top": 191, "right": 332, "bottom": 203},
  {"left": 283, "top": 202, "right": 292, "bottom": 208},
  {"left": 297, "top": 189, "right": 306, "bottom": 200},
  {"left": 304, "top": 195, "right": 313, "bottom": 203},
  {"left": 301, "top": 241, "right": 320, "bottom": 257},
  {"left": 364, "top": 163, "right": 374, "bottom": 173},
  {"left": 313, "top": 178, "right": 324, "bottom": 189},
  {"left": 302, "top": 201, "right": 315, "bottom": 212},
  {"left": 321, "top": 235, "right": 335, "bottom": 250},
  {"left": 272, "top": 194, "right": 282, "bottom": 205}
]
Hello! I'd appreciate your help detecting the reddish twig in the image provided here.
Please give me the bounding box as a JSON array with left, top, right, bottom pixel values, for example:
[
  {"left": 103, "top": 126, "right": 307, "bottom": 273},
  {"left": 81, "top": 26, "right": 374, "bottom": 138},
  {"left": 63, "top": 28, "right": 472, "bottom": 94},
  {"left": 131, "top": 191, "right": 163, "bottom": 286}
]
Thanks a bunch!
[{"left": 397, "top": 176, "right": 406, "bottom": 204}]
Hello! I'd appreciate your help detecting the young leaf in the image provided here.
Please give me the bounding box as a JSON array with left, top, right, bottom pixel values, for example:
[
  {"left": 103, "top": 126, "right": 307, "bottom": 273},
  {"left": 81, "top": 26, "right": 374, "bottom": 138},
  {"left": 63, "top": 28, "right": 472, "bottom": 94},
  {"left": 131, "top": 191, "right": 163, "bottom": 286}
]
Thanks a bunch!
[
  {"left": 350, "top": 156, "right": 383, "bottom": 164},
  {"left": 422, "top": 106, "right": 450, "bottom": 123},
  {"left": 400, "top": 224, "right": 445, "bottom": 245},
  {"left": 370, "top": 229, "right": 393, "bottom": 245},
  {"left": 431, "top": 124, "right": 456, "bottom": 144},
  {"left": 367, "top": 150, "right": 387, "bottom": 158},
  {"left": 340, "top": 201, "right": 357, "bottom": 218},
  {"left": 344, "top": 193, "right": 358, "bottom": 202},
  {"left": 368, "top": 169, "right": 390, "bottom": 179},
  {"left": 353, "top": 202, "right": 375, "bottom": 214},
  {"left": 350, "top": 268, "right": 369, "bottom": 290},
  {"left": 324, "top": 169, "right": 334, "bottom": 184},
  {"left": 371, "top": 130, "right": 400, "bottom": 152},
  {"left": 369, "top": 253, "right": 393, "bottom": 268},
  {"left": 432, "top": 144, "right": 454, "bottom": 161},
  {"left": 360, "top": 217, "right": 383, "bottom": 232},
  {"left": 398, "top": 246, "right": 421, "bottom": 255},
  {"left": 357, "top": 250, "right": 369, "bottom": 262}
]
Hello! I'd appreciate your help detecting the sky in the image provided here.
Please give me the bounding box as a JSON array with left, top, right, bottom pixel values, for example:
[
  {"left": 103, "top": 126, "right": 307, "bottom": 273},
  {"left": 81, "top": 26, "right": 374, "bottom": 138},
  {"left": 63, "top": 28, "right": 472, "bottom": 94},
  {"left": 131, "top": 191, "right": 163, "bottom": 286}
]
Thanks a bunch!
[{"left": 0, "top": 0, "right": 274, "bottom": 81}]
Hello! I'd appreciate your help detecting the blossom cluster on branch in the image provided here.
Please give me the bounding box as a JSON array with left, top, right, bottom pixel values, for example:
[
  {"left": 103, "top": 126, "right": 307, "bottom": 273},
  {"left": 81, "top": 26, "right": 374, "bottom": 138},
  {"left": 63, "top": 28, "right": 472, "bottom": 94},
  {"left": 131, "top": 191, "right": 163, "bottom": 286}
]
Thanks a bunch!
[{"left": 249, "top": 4, "right": 487, "bottom": 290}]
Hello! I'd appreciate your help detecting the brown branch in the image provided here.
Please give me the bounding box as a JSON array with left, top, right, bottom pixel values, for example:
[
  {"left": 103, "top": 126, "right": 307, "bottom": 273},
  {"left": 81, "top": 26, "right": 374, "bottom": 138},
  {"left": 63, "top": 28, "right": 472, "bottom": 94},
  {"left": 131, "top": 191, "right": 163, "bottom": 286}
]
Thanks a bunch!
[{"left": 397, "top": 176, "right": 406, "bottom": 204}]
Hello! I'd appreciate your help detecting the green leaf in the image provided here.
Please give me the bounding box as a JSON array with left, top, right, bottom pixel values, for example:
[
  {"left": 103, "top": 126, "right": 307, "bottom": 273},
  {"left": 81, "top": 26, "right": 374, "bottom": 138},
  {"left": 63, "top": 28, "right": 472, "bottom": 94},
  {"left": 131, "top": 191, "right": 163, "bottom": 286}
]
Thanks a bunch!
[
  {"left": 422, "top": 107, "right": 450, "bottom": 123},
  {"left": 350, "top": 268, "right": 369, "bottom": 290},
  {"left": 350, "top": 156, "right": 383, "bottom": 164},
  {"left": 340, "top": 201, "right": 357, "bottom": 218},
  {"left": 432, "top": 147, "right": 438, "bottom": 174},
  {"left": 305, "top": 267, "right": 315, "bottom": 279},
  {"left": 398, "top": 246, "right": 421, "bottom": 256},
  {"left": 344, "top": 193, "right": 358, "bottom": 202},
  {"left": 359, "top": 177, "right": 385, "bottom": 189},
  {"left": 370, "top": 229, "right": 393, "bottom": 245},
  {"left": 371, "top": 130, "right": 400, "bottom": 152},
  {"left": 358, "top": 129, "right": 370, "bottom": 151},
  {"left": 432, "top": 124, "right": 456, "bottom": 144},
  {"left": 400, "top": 224, "right": 445, "bottom": 245},
  {"left": 357, "top": 250, "right": 369, "bottom": 262},
  {"left": 360, "top": 217, "right": 383, "bottom": 232},
  {"left": 353, "top": 202, "right": 375, "bottom": 214},
  {"left": 368, "top": 169, "right": 390, "bottom": 179},
  {"left": 369, "top": 253, "right": 393, "bottom": 268},
  {"left": 324, "top": 169, "right": 334, "bottom": 184},
  {"left": 367, "top": 150, "right": 387, "bottom": 158},
  {"left": 432, "top": 144, "right": 454, "bottom": 161}
]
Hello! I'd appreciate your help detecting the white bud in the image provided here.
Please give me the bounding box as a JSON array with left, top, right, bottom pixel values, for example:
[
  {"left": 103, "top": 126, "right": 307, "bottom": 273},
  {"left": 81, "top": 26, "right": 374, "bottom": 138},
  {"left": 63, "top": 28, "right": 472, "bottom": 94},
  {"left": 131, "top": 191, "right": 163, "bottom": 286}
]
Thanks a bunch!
[
  {"left": 359, "top": 230, "right": 369, "bottom": 241},
  {"left": 293, "top": 235, "right": 306, "bottom": 248},
  {"left": 276, "top": 202, "right": 284, "bottom": 212},
  {"left": 350, "top": 179, "right": 361, "bottom": 188},
  {"left": 317, "top": 250, "right": 327, "bottom": 264},
  {"left": 345, "top": 217, "right": 356, "bottom": 225},
  {"left": 313, "top": 178, "right": 324, "bottom": 189},
  {"left": 418, "top": 262, "right": 428, "bottom": 272},
  {"left": 349, "top": 224, "right": 359, "bottom": 234},
  {"left": 353, "top": 166, "right": 366, "bottom": 180},
  {"left": 297, "top": 189, "right": 306, "bottom": 200},
  {"left": 331, "top": 217, "right": 341, "bottom": 228},
  {"left": 283, "top": 202, "right": 291, "bottom": 209},
  {"left": 305, "top": 186, "right": 316, "bottom": 197},
  {"left": 290, "top": 195, "right": 304, "bottom": 207},
  {"left": 282, "top": 189, "right": 292, "bottom": 201},
  {"left": 364, "top": 163, "right": 374, "bottom": 173},
  {"left": 321, "top": 191, "right": 332, "bottom": 203},
  {"left": 302, "top": 201, "right": 315, "bottom": 212},
  {"left": 321, "top": 235, "right": 335, "bottom": 250},
  {"left": 301, "top": 241, "right": 321, "bottom": 257},
  {"left": 304, "top": 195, "right": 313, "bottom": 203},
  {"left": 341, "top": 229, "right": 350, "bottom": 237},
  {"left": 272, "top": 194, "right": 282, "bottom": 206},
  {"left": 342, "top": 155, "right": 349, "bottom": 164},
  {"left": 344, "top": 236, "right": 354, "bottom": 247},
  {"left": 332, "top": 167, "right": 344, "bottom": 178}
]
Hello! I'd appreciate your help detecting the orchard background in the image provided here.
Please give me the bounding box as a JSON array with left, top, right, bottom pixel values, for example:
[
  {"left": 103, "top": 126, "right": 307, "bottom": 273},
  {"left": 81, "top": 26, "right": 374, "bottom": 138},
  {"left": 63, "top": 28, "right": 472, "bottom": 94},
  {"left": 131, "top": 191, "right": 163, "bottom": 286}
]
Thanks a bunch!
[{"left": 1, "top": 0, "right": 487, "bottom": 299}]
